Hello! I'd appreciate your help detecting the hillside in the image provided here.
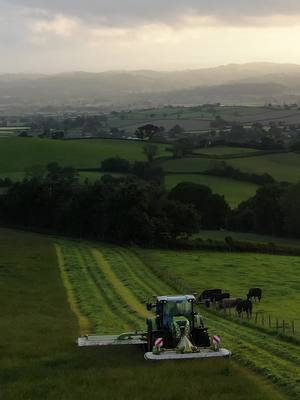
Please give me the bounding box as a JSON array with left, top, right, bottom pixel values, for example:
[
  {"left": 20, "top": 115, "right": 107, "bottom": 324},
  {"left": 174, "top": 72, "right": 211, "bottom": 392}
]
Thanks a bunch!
[{"left": 1, "top": 63, "right": 300, "bottom": 111}]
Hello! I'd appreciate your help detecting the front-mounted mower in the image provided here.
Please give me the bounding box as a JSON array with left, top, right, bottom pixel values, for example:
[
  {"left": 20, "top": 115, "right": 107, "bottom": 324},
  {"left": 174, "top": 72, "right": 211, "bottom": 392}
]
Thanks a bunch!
[{"left": 78, "top": 294, "right": 231, "bottom": 361}]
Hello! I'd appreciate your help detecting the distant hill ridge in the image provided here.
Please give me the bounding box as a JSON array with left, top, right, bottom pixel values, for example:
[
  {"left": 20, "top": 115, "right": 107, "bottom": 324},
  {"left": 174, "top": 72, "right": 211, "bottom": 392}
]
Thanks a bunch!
[{"left": 1, "top": 62, "right": 300, "bottom": 109}]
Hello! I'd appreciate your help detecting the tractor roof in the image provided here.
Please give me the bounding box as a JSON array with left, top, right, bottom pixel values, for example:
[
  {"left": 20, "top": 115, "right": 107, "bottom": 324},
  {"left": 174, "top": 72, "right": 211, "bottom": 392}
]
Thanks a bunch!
[{"left": 157, "top": 295, "right": 195, "bottom": 302}]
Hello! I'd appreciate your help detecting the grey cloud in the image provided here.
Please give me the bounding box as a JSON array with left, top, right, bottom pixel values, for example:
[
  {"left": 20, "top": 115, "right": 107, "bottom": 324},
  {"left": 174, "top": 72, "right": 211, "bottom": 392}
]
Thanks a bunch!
[{"left": 3, "top": 0, "right": 300, "bottom": 26}]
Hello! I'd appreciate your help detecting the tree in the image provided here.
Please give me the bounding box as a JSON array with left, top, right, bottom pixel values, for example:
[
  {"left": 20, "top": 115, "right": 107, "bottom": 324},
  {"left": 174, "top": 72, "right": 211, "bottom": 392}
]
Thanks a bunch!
[
  {"left": 281, "top": 182, "right": 300, "bottom": 237},
  {"left": 101, "top": 157, "right": 131, "bottom": 173},
  {"left": 143, "top": 144, "right": 158, "bottom": 163},
  {"left": 135, "top": 124, "right": 160, "bottom": 140},
  {"left": 172, "top": 139, "right": 193, "bottom": 158},
  {"left": 131, "top": 162, "right": 164, "bottom": 186},
  {"left": 169, "top": 182, "right": 230, "bottom": 229},
  {"left": 168, "top": 125, "right": 184, "bottom": 138}
]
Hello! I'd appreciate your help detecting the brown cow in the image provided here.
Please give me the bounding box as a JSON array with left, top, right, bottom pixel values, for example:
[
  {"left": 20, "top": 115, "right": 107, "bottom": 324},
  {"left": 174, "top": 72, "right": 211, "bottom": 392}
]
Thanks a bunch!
[{"left": 219, "top": 298, "right": 242, "bottom": 309}]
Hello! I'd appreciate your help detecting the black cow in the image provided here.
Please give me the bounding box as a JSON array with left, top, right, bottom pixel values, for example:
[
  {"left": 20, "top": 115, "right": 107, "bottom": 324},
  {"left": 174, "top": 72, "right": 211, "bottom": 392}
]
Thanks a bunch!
[
  {"left": 214, "top": 292, "right": 230, "bottom": 302},
  {"left": 247, "top": 288, "right": 262, "bottom": 302},
  {"left": 236, "top": 299, "right": 252, "bottom": 319},
  {"left": 199, "top": 289, "right": 222, "bottom": 302}
]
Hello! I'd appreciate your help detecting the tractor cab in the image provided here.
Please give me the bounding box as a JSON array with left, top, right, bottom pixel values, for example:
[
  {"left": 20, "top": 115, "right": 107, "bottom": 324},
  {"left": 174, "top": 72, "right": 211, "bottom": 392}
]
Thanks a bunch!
[
  {"left": 155, "top": 295, "right": 195, "bottom": 329},
  {"left": 146, "top": 295, "right": 210, "bottom": 350}
]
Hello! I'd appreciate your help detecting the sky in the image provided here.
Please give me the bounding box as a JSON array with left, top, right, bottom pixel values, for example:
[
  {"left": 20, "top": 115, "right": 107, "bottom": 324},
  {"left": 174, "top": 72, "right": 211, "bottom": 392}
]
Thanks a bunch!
[{"left": 1, "top": 0, "right": 300, "bottom": 73}]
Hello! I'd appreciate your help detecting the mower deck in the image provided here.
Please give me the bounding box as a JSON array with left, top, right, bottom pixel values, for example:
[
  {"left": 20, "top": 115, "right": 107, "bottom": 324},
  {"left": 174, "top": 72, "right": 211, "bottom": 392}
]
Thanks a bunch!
[
  {"left": 144, "top": 348, "right": 231, "bottom": 361},
  {"left": 78, "top": 335, "right": 147, "bottom": 347}
]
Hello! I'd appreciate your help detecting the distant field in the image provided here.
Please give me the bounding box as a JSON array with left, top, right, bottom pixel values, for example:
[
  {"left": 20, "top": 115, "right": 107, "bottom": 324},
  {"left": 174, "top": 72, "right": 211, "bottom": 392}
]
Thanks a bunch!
[
  {"left": 0, "top": 228, "right": 285, "bottom": 400},
  {"left": 162, "top": 157, "right": 213, "bottom": 173},
  {"left": 194, "top": 230, "right": 300, "bottom": 248},
  {"left": 162, "top": 152, "right": 300, "bottom": 183},
  {"left": 165, "top": 174, "right": 258, "bottom": 207},
  {"left": 228, "top": 153, "right": 300, "bottom": 183},
  {"left": 193, "top": 146, "right": 262, "bottom": 156},
  {"left": 0, "top": 126, "right": 30, "bottom": 137},
  {"left": 0, "top": 137, "right": 169, "bottom": 176},
  {"left": 116, "top": 119, "right": 211, "bottom": 133}
]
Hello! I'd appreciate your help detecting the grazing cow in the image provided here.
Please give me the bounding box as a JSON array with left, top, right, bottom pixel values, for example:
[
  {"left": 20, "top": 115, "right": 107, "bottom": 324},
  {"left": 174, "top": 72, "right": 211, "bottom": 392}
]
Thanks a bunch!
[
  {"left": 219, "top": 298, "right": 242, "bottom": 309},
  {"left": 199, "top": 289, "right": 222, "bottom": 302},
  {"left": 236, "top": 299, "right": 253, "bottom": 319},
  {"left": 214, "top": 292, "right": 230, "bottom": 302},
  {"left": 247, "top": 288, "right": 262, "bottom": 302}
]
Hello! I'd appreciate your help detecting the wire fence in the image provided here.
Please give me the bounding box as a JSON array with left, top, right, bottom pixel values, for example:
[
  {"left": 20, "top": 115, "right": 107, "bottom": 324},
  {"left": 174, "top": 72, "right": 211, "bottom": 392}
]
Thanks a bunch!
[{"left": 207, "top": 302, "right": 299, "bottom": 338}]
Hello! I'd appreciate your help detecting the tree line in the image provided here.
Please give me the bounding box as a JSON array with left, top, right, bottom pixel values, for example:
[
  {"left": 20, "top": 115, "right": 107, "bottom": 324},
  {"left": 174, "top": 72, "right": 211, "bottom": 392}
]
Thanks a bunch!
[{"left": 0, "top": 162, "right": 299, "bottom": 245}]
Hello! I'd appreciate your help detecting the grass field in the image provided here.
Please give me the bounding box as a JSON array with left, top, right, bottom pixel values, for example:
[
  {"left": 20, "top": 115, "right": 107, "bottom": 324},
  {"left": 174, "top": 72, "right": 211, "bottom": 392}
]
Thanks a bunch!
[
  {"left": 0, "top": 228, "right": 287, "bottom": 400},
  {"left": 193, "top": 146, "right": 262, "bottom": 156},
  {"left": 228, "top": 153, "right": 300, "bottom": 183},
  {"left": 58, "top": 237, "right": 300, "bottom": 398},
  {"left": 162, "top": 152, "right": 300, "bottom": 183},
  {"left": 163, "top": 158, "right": 214, "bottom": 173},
  {"left": 0, "top": 137, "right": 169, "bottom": 177},
  {"left": 138, "top": 249, "right": 300, "bottom": 325},
  {"left": 165, "top": 174, "right": 258, "bottom": 207},
  {"left": 193, "top": 230, "right": 300, "bottom": 248}
]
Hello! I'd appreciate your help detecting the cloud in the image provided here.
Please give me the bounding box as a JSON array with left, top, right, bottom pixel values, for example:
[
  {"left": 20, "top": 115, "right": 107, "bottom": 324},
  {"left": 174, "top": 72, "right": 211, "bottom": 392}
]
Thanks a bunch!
[
  {"left": 3, "top": 0, "right": 300, "bottom": 27},
  {"left": 32, "top": 15, "right": 79, "bottom": 37}
]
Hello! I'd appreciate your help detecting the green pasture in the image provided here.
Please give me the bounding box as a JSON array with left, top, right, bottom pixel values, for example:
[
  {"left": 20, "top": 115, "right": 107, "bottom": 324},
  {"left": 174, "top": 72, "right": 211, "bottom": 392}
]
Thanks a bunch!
[
  {"left": 162, "top": 157, "right": 213, "bottom": 173},
  {"left": 165, "top": 174, "right": 258, "bottom": 207},
  {"left": 0, "top": 137, "right": 169, "bottom": 175},
  {"left": 0, "top": 228, "right": 285, "bottom": 400},
  {"left": 193, "top": 146, "right": 262, "bottom": 156},
  {"left": 193, "top": 230, "right": 300, "bottom": 248},
  {"left": 138, "top": 249, "right": 300, "bottom": 324},
  {"left": 162, "top": 152, "right": 300, "bottom": 183},
  {"left": 228, "top": 153, "right": 300, "bottom": 183}
]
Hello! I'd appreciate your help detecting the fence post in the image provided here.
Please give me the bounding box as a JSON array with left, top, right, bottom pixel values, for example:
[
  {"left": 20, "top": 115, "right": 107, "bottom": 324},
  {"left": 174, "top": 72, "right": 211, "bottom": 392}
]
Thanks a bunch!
[{"left": 292, "top": 320, "right": 295, "bottom": 335}]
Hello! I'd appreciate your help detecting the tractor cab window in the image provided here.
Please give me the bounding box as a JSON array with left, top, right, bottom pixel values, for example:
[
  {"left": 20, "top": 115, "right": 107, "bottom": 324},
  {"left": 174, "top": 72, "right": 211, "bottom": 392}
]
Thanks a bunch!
[{"left": 164, "top": 300, "right": 192, "bottom": 318}]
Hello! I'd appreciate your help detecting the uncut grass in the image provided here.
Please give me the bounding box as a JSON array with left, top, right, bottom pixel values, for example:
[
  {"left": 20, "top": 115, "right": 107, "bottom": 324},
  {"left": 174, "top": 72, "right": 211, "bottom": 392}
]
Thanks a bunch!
[
  {"left": 137, "top": 249, "right": 300, "bottom": 323},
  {"left": 0, "top": 228, "right": 287, "bottom": 400}
]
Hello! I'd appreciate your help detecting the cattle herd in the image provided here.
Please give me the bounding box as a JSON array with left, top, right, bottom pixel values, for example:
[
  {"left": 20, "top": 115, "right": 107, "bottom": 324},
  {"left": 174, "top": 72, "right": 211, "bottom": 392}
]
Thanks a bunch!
[{"left": 198, "top": 288, "right": 263, "bottom": 319}]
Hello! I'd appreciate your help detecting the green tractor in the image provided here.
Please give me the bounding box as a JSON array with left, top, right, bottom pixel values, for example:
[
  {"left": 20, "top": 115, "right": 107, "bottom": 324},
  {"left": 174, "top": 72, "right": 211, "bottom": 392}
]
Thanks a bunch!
[
  {"left": 78, "top": 294, "right": 231, "bottom": 361},
  {"left": 146, "top": 295, "right": 211, "bottom": 352}
]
